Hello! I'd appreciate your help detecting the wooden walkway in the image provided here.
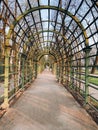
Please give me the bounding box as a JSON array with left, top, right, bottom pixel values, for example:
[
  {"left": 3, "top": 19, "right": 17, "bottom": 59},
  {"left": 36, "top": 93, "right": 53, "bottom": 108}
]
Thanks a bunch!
[{"left": 0, "top": 70, "right": 98, "bottom": 130}]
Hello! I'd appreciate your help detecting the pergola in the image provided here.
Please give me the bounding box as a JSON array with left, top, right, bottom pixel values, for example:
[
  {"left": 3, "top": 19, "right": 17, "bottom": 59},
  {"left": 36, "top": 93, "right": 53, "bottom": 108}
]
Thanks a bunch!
[{"left": 0, "top": 0, "right": 98, "bottom": 122}]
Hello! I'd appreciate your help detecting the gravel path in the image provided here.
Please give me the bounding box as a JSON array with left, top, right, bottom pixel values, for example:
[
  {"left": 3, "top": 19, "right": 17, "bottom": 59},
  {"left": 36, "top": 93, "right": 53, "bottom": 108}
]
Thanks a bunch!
[{"left": 0, "top": 70, "right": 97, "bottom": 130}]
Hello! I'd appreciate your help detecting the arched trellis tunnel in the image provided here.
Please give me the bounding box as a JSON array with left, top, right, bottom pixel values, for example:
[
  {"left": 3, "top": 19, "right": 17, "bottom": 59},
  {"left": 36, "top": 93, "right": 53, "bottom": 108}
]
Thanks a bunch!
[{"left": 0, "top": 0, "right": 98, "bottom": 123}]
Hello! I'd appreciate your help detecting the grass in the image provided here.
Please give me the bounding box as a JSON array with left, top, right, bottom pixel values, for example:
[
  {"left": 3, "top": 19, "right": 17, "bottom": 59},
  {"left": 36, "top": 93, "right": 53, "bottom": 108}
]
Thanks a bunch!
[
  {"left": 89, "top": 77, "right": 98, "bottom": 86},
  {"left": 95, "top": 70, "right": 98, "bottom": 75},
  {"left": 81, "top": 76, "right": 98, "bottom": 86}
]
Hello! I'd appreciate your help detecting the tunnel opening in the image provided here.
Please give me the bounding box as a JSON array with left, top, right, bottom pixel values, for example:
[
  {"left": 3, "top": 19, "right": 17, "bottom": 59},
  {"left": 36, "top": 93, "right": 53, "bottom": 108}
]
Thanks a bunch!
[{"left": 0, "top": 0, "right": 98, "bottom": 124}]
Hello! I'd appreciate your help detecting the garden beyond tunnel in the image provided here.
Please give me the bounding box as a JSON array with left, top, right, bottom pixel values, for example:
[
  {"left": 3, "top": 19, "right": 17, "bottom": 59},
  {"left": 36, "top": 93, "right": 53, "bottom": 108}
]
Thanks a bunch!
[{"left": 0, "top": 0, "right": 98, "bottom": 128}]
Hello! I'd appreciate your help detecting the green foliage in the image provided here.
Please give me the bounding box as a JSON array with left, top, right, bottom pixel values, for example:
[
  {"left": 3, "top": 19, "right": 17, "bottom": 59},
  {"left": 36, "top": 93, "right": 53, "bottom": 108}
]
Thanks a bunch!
[
  {"left": 89, "top": 77, "right": 98, "bottom": 86},
  {"left": 82, "top": 76, "right": 98, "bottom": 86}
]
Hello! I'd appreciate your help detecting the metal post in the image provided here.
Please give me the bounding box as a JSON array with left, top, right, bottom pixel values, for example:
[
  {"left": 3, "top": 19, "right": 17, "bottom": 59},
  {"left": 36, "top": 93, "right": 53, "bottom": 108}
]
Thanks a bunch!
[
  {"left": 54, "top": 62, "right": 57, "bottom": 75},
  {"left": 83, "top": 46, "right": 91, "bottom": 104},
  {"left": 32, "top": 62, "right": 34, "bottom": 80},
  {"left": 35, "top": 61, "right": 37, "bottom": 78},
  {"left": 30, "top": 60, "right": 33, "bottom": 81},
  {"left": 31, "top": 60, "right": 33, "bottom": 81},
  {"left": 70, "top": 54, "right": 73, "bottom": 89},
  {"left": 25, "top": 61, "right": 27, "bottom": 83},
  {"left": 64, "top": 60, "right": 67, "bottom": 85},
  {"left": 22, "top": 58, "right": 25, "bottom": 89},
  {"left": 61, "top": 60, "right": 64, "bottom": 84},
  {"left": 56, "top": 62, "right": 59, "bottom": 81},
  {"left": 15, "top": 55, "right": 18, "bottom": 92},
  {"left": 58, "top": 64, "right": 60, "bottom": 83},
  {"left": 3, "top": 47, "right": 10, "bottom": 108},
  {"left": 63, "top": 61, "right": 66, "bottom": 85},
  {"left": 59, "top": 62, "right": 61, "bottom": 83}
]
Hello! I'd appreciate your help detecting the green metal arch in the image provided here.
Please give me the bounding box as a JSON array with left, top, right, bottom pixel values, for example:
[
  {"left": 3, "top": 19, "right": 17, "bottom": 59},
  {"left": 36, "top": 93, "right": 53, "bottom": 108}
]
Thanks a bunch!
[
  {"left": 38, "top": 53, "right": 57, "bottom": 62},
  {"left": 28, "top": 40, "right": 67, "bottom": 57},
  {"left": 6, "top": 5, "right": 89, "bottom": 47},
  {"left": 31, "top": 44, "right": 62, "bottom": 60},
  {"left": 19, "top": 30, "right": 70, "bottom": 58},
  {"left": 29, "top": 29, "right": 70, "bottom": 43},
  {"left": 29, "top": 41, "right": 60, "bottom": 58},
  {"left": 17, "top": 20, "right": 80, "bottom": 44}
]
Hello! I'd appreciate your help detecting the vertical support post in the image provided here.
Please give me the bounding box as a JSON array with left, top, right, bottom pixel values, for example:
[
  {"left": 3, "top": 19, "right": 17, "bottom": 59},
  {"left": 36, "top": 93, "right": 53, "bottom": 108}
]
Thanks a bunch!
[
  {"left": 64, "top": 60, "right": 67, "bottom": 85},
  {"left": 32, "top": 62, "right": 34, "bottom": 80},
  {"left": 38, "top": 62, "right": 40, "bottom": 74},
  {"left": 59, "top": 61, "right": 62, "bottom": 83},
  {"left": 35, "top": 61, "right": 37, "bottom": 78},
  {"left": 22, "top": 58, "right": 25, "bottom": 89},
  {"left": 3, "top": 47, "right": 10, "bottom": 108},
  {"left": 54, "top": 62, "right": 57, "bottom": 75},
  {"left": 29, "top": 59, "right": 33, "bottom": 82},
  {"left": 70, "top": 54, "right": 73, "bottom": 89},
  {"left": 30, "top": 60, "right": 33, "bottom": 81},
  {"left": 63, "top": 61, "right": 66, "bottom": 84},
  {"left": 83, "top": 46, "right": 91, "bottom": 104},
  {"left": 56, "top": 62, "right": 59, "bottom": 81},
  {"left": 58, "top": 62, "right": 60, "bottom": 83},
  {"left": 78, "top": 59, "right": 81, "bottom": 92},
  {"left": 29, "top": 60, "right": 31, "bottom": 81},
  {"left": 28, "top": 62, "right": 29, "bottom": 82},
  {"left": 61, "top": 60, "right": 64, "bottom": 84},
  {"left": 15, "top": 55, "right": 18, "bottom": 92},
  {"left": 66, "top": 59, "right": 69, "bottom": 86},
  {"left": 25, "top": 61, "right": 27, "bottom": 83}
]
